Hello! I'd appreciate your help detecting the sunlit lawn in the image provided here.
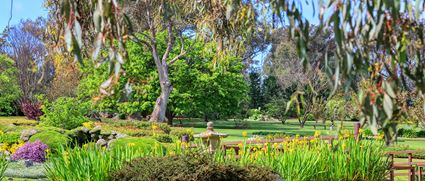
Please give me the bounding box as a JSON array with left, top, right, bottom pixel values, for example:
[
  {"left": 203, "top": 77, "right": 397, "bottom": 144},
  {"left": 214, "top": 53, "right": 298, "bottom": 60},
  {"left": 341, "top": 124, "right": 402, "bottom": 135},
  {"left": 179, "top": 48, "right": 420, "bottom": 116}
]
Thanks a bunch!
[{"left": 179, "top": 118, "right": 354, "bottom": 141}]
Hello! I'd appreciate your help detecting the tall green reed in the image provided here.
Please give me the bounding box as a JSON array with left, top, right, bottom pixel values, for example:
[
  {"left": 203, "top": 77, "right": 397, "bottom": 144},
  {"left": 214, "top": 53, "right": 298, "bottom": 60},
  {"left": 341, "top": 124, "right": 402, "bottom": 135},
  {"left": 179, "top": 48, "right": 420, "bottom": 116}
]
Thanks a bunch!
[
  {"left": 44, "top": 143, "right": 165, "bottom": 181},
  {"left": 215, "top": 137, "right": 389, "bottom": 181},
  {"left": 0, "top": 155, "right": 8, "bottom": 180}
]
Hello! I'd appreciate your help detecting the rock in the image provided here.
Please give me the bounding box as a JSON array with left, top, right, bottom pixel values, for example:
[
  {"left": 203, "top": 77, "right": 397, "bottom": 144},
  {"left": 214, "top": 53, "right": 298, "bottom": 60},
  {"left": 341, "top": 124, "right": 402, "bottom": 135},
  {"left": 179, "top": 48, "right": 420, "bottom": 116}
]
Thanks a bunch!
[
  {"left": 107, "top": 140, "right": 115, "bottom": 148},
  {"left": 20, "top": 129, "right": 37, "bottom": 141},
  {"left": 24, "top": 160, "right": 34, "bottom": 167},
  {"left": 89, "top": 126, "right": 102, "bottom": 134},
  {"left": 96, "top": 139, "right": 107, "bottom": 147}
]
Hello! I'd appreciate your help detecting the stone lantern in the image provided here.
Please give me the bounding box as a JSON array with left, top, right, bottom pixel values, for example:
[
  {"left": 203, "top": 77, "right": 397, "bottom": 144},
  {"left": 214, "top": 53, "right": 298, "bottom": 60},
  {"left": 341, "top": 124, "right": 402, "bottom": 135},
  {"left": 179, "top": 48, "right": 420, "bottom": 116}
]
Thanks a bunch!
[{"left": 194, "top": 121, "right": 228, "bottom": 152}]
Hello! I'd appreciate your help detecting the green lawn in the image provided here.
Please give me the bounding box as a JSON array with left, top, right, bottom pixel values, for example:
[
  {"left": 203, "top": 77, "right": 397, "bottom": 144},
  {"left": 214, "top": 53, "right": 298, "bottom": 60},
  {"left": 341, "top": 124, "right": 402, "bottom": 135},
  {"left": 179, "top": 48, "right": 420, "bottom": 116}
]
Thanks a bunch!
[{"left": 178, "top": 118, "right": 354, "bottom": 141}]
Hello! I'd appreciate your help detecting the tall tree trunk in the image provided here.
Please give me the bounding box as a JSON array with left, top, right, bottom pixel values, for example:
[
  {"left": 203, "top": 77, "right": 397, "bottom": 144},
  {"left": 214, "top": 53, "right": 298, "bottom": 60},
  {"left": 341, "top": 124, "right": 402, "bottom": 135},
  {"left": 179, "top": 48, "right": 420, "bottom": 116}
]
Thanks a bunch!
[{"left": 150, "top": 64, "right": 172, "bottom": 122}]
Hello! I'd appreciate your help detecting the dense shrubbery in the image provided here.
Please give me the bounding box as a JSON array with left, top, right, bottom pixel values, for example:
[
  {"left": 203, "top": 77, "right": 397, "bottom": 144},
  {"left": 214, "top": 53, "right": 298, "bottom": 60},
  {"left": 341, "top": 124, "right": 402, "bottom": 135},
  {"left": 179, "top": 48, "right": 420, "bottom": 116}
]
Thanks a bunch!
[
  {"left": 40, "top": 97, "right": 90, "bottom": 129},
  {"left": 110, "top": 153, "right": 277, "bottom": 181},
  {"left": 398, "top": 128, "right": 425, "bottom": 138},
  {"left": 0, "top": 132, "right": 20, "bottom": 145},
  {"left": 0, "top": 55, "right": 21, "bottom": 116}
]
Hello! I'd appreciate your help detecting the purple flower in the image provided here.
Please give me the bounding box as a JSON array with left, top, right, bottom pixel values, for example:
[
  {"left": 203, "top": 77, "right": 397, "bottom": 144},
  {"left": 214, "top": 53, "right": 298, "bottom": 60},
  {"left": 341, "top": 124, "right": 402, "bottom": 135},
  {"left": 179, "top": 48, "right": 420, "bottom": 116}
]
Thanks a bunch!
[{"left": 12, "top": 140, "right": 48, "bottom": 162}]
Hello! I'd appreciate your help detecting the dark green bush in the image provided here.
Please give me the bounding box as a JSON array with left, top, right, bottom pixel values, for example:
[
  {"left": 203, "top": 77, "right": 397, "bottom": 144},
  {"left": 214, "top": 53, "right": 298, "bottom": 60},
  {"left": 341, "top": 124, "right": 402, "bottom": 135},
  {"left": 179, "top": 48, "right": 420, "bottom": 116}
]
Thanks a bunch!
[
  {"left": 29, "top": 130, "right": 69, "bottom": 151},
  {"left": 153, "top": 134, "right": 173, "bottom": 143},
  {"left": 417, "top": 130, "right": 425, "bottom": 138},
  {"left": 0, "top": 132, "right": 20, "bottom": 144},
  {"left": 40, "top": 97, "right": 90, "bottom": 129},
  {"left": 0, "top": 55, "right": 21, "bottom": 116},
  {"left": 110, "top": 153, "right": 278, "bottom": 181},
  {"left": 398, "top": 128, "right": 417, "bottom": 138}
]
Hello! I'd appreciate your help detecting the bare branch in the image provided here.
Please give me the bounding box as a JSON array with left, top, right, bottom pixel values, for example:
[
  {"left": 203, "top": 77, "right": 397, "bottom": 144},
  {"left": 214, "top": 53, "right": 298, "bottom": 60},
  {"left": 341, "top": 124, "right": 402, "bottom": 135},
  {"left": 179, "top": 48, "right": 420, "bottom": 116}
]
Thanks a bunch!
[
  {"left": 169, "top": 35, "right": 196, "bottom": 65},
  {"left": 129, "top": 35, "right": 152, "bottom": 48},
  {"left": 161, "top": 22, "right": 174, "bottom": 64}
]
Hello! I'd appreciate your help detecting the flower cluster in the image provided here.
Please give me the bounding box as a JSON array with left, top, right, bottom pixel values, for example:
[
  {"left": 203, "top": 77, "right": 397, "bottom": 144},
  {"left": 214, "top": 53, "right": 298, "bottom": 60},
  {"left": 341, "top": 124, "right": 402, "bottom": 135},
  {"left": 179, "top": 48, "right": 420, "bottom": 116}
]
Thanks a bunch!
[
  {"left": 11, "top": 140, "right": 49, "bottom": 162},
  {"left": 0, "top": 141, "right": 25, "bottom": 155}
]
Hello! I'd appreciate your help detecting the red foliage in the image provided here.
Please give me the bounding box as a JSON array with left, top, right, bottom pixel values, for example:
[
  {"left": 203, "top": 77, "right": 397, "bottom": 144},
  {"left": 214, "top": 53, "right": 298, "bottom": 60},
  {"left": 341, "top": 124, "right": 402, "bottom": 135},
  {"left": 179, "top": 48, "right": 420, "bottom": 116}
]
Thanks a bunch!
[{"left": 20, "top": 101, "right": 43, "bottom": 120}]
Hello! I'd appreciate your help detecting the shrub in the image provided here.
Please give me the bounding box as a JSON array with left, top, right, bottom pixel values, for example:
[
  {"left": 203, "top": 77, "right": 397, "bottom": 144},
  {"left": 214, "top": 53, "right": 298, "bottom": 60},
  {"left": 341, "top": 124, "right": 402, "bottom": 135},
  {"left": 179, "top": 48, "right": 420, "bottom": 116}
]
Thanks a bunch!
[
  {"left": 417, "top": 130, "right": 425, "bottom": 138},
  {"left": 11, "top": 140, "right": 48, "bottom": 162},
  {"left": 0, "top": 55, "right": 21, "bottom": 116},
  {"left": 109, "top": 137, "right": 158, "bottom": 151},
  {"left": 40, "top": 97, "right": 90, "bottom": 129},
  {"left": 170, "top": 128, "right": 194, "bottom": 141},
  {"left": 264, "top": 98, "right": 288, "bottom": 122},
  {"left": 0, "top": 132, "right": 20, "bottom": 144},
  {"left": 247, "top": 108, "right": 265, "bottom": 121},
  {"left": 110, "top": 153, "right": 278, "bottom": 181},
  {"left": 20, "top": 101, "right": 43, "bottom": 120},
  {"left": 398, "top": 128, "right": 417, "bottom": 138},
  {"left": 157, "top": 123, "right": 171, "bottom": 134},
  {"left": 29, "top": 130, "right": 69, "bottom": 152},
  {"left": 153, "top": 134, "right": 173, "bottom": 143},
  {"left": 135, "top": 121, "right": 151, "bottom": 129},
  {"left": 0, "top": 141, "right": 25, "bottom": 155},
  {"left": 234, "top": 119, "right": 250, "bottom": 129}
]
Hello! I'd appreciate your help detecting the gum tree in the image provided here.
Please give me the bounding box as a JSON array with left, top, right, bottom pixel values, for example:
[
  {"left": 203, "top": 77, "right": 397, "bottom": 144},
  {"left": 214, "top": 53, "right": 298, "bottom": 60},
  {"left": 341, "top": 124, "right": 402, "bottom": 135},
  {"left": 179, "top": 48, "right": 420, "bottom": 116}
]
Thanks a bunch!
[
  {"left": 53, "top": 0, "right": 257, "bottom": 122},
  {"left": 268, "top": 0, "right": 425, "bottom": 145}
]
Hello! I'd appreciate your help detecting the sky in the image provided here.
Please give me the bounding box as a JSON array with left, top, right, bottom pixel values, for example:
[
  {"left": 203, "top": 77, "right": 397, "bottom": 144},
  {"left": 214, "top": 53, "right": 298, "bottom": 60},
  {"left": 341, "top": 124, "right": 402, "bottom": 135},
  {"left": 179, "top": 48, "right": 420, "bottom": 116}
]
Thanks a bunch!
[
  {"left": 0, "top": 0, "right": 317, "bottom": 71},
  {"left": 0, "top": 0, "right": 47, "bottom": 32}
]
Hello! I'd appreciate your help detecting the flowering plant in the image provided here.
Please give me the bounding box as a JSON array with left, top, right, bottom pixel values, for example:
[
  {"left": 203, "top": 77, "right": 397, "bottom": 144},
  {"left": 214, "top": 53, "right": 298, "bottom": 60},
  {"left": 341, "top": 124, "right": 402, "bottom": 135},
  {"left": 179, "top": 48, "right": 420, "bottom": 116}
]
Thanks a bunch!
[{"left": 11, "top": 140, "right": 48, "bottom": 162}]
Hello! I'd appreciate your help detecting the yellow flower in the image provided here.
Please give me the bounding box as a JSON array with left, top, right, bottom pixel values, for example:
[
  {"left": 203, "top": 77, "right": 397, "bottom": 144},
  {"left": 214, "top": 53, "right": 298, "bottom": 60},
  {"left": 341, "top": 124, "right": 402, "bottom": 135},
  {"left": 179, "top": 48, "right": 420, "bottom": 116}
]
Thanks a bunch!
[
  {"left": 63, "top": 151, "right": 69, "bottom": 164},
  {"left": 314, "top": 131, "right": 321, "bottom": 138},
  {"left": 341, "top": 143, "right": 346, "bottom": 150},
  {"left": 82, "top": 122, "right": 94, "bottom": 129},
  {"left": 272, "top": 143, "right": 278, "bottom": 149},
  {"left": 0, "top": 130, "right": 4, "bottom": 135},
  {"left": 151, "top": 124, "right": 159, "bottom": 130},
  {"left": 375, "top": 133, "right": 384, "bottom": 140},
  {"left": 127, "top": 143, "right": 136, "bottom": 147},
  {"left": 242, "top": 131, "right": 247, "bottom": 137},
  {"left": 237, "top": 143, "right": 243, "bottom": 148},
  {"left": 359, "top": 128, "right": 364, "bottom": 134}
]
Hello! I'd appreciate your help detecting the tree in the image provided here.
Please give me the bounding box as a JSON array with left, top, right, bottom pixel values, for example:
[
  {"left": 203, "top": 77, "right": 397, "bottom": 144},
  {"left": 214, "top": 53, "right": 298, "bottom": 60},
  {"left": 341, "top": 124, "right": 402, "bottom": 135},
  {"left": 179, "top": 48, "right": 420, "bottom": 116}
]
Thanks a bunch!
[
  {"left": 78, "top": 34, "right": 248, "bottom": 124},
  {"left": 0, "top": 54, "right": 21, "bottom": 116},
  {"left": 263, "top": 27, "right": 332, "bottom": 127},
  {"left": 0, "top": 18, "right": 54, "bottom": 101},
  {"left": 54, "top": 0, "right": 257, "bottom": 122},
  {"left": 248, "top": 70, "right": 265, "bottom": 109}
]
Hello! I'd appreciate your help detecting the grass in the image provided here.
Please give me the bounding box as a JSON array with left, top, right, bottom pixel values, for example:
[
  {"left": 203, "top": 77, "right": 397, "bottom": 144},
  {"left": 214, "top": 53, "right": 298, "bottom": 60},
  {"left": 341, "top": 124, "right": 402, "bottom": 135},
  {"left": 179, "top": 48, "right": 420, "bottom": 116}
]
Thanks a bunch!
[{"left": 179, "top": 118, "right": 354, "bottom": 141}]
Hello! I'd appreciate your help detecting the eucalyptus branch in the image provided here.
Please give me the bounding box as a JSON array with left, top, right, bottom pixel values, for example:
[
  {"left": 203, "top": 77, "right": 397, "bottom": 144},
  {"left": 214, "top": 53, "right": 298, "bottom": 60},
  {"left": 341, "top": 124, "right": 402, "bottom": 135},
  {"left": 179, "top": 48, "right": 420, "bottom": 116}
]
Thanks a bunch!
[
  {"left": 162, "top": 22, "right": 174, "bottom": 64},
  {"left": 129, "top": 35, "right": 152, "bottom": 48},
  {"left": 169, "top": 35, "right": 196, "bottom": 65}
]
